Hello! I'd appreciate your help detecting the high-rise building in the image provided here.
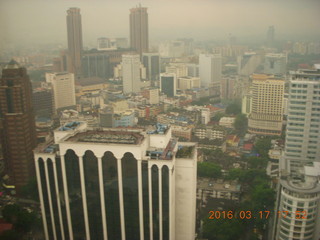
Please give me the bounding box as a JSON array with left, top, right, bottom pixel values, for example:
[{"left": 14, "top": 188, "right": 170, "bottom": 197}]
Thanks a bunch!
[
  {"left": 34, "top": 123, "right": 197, "bottom": 240},
  {"left": 0, "top": 60, "right": 36, "bottom": 188},
  {"left": 264, "top": 53, "right": 287, "bottom": 75},
  {"left": 199, "top": 53, "right": 222, "bottom": 87},
  {"left": 160, "top": 73, "right": 177, "bottom": 97},
  {"left": 237, "top": 52, "right": 262, "bottom": 76},
  {"left": 272, "top": 163, "right": 320, "bottom": 240},
  {"left": 165, "top": 63, "right": 188, "bottom": 78},
  {"left": 221, "top": 75, "right": 237, "bottom": 100},
  {"left": 32, "top": 88, "right": 54, "bottom": 118},
  {"left": 46, "top": 72, "right": 76, "bottom": 112},
  {"left": 272, "top": 65, "right": 320, "bottom": 240},
  {"left": 67, "top": 8, "right": 83, "bottom": 76},
  {"left": 142, "top": 52, "right": 160, "bottom": 84},
  {"left": 122, "top": 54, "right": 142, "bottom": 94},
  {"left": 159, "top": 40, "right": 186, "bottom": 58},
  {"left": 97, "top": 38, "right": 129, "bottom": 51},
  {"left": 283, "top": 65, "right": 320, "bottom": 172},
  {"left": 141, "top": 87, "right": 160, "bottom": 104},
  {"left": 267, "top": 25, "right": 275, "bottom": 47},
  {"left": 178, "top": 76, "right": 200, "bottom": 90},
  {"left": 130, "top": 5, "right": 149, "bottom": 55},
  {"left": 82, "top": 52, "right": 110, "bottom": 79},
  {"left": 247, "top": 74, "right": 284, "bottom": 136},
  {"left": 186, "top": 63, "right": 199, "bottom": 77}
]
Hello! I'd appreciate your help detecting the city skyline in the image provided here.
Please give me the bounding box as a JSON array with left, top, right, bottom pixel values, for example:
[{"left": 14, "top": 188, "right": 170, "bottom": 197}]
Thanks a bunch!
[{"left": 1, "top": 0, "right": 320, "bottom": 48}]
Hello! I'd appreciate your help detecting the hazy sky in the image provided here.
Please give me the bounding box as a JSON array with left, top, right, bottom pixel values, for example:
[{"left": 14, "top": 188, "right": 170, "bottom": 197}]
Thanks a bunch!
[{"left": 1, "top": 0, "right": 320, "bottom": 48}]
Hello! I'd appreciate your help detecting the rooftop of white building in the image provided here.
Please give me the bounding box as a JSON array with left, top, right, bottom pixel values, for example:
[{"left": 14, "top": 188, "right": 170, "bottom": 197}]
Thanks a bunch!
[{"left": 65, "top": 129, "right": 144, "bottom": 145}]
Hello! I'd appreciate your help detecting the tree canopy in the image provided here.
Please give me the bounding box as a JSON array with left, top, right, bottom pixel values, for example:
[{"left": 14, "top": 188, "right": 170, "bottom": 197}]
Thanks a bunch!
[
  {"left": 234, "top": 114, "right": 248, "bottom": 137},
  {"left": 254, "top": 137, "right": 272, "bottom": 158},
  {"left": 198, "top": 162, "right": 222, "bottom": 178},
  {"left": 225, "top": 103, "right": 241, "bottom": 115},
  {"left": 1, "top": 204, "right": 40, "bottom": 238}
]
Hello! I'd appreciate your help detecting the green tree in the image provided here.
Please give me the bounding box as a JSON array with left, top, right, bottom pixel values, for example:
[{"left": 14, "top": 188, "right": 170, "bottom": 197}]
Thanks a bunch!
[
  {"left": 198, "top": 162, "right": 222, "bottom": 178},
  {"left": 2, "top": 204, "right": 40, "bottom": 235},
  {"left": 0, "top": 230, "right": 20, "bottom": 240},
  {"left": 20, "top": 177, "right": 39, "bottom": 201},
  {"left": 254, "top": 138, "right": 271, "bottom": 158},
  {"left": 251, "top": 183, "right": 275, "bottom": 210},
  {"left": 211, "top": 112, "right": 225, "bottom": 122},
  {"left": 225, "top": 168, "right": 244, "bottom": 180},
  {"left": 234, "top": 114, "right": 248, "bottom": 137},
  {"left": 203, "top": 217, "right": 245, "bottom": 240},
  {"left": 247, "top": 156, "right": 269, "bottom": 169},
  {"left": 225, "top": 103, "right": 241, "bottom": 115}
]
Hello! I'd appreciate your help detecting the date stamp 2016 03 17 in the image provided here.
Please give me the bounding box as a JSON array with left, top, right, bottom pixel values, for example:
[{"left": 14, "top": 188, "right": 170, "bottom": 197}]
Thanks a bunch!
[{"left": 208, "top": 210, "right": 308, "bottom": 220}]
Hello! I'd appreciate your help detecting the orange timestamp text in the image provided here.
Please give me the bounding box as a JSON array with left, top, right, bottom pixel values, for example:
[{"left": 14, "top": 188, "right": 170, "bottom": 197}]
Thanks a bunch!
[{"left": 208, "top": 210, "right": 308, "bottom": 220}]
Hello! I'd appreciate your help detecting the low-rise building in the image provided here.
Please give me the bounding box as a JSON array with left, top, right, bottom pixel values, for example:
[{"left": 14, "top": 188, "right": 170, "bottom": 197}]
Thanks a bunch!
[
  {"left": 171, "top": 125, "right": 192, "bottom": 141},
  {"left": 194, "top": 126, "right": 226, "bottom": 140},
  {"left": 219, "top": 117, "right": 235, "bottom": 128},
  {"left": 197, "top": 178, "right": 241, "bottom": 202}
]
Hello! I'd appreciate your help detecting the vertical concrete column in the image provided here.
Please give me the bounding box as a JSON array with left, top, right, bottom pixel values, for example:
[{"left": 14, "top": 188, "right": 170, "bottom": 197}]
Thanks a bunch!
[
  {"left": 97, "top": 156, "right": 108, "bottom": 240},
  {"left": 137, "top": 159, "right": 144, "bottom": 240},
  {"left": 44, "top": 160, "right": 57, "bottom": 240},
  {"left": 52, "top": 159, "right": 65, "bottom": 240},
  {"left": 148, "top": 165, "right": 153, "bottom": 240},
  {"left": 158, "top": 166, "right": 163, "bottom": 240},
  {"left": 60, "top": 154, "right": 73, "bottom": 240},
  {"left": 78, "top": 155, "right": 90, "bottom": 240},
  {"left": 117, "top": 157, "right": 126, "bottom": 240},
  {"left": 35, "top": 158, "right": 49, "bottom": 240},
  {"left": 169, "top": 167, "right": 174, "bottom": 240}
]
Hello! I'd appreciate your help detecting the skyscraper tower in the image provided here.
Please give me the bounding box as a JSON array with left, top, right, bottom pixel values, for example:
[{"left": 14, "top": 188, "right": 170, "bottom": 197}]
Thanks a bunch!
[
  {"left": 67, "top": 7, "right": 83, "bottom": 76},
  {"left": 272, "top": 65, "right": 320, "bottom": 240},
  {"left": 0, "top": 60, "right": 36, "bottom": 189},
  {"left": 130, "top": 5, "right": 149, "bottom": 56},
  {"left": 267, "top": 25, "right": 275, "bottom": 47},
  {"left": 283, "top": 65, "right": 320, "bottom": 172}
]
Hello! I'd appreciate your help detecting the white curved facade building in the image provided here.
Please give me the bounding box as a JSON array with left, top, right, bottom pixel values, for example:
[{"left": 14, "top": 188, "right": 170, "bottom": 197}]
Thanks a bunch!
[
  {"left": 273, "top": 175, "right": 320, "bottom": 240},
  {"left": 34, "top": 122, "right": 197, "bottom": 240}
]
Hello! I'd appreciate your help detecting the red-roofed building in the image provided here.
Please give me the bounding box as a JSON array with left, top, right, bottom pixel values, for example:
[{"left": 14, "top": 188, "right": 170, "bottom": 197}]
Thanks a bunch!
[
  {"left": 0, "top": 219, "right": 13, "bottom": 234},
  {"left": 243, "top": 143, "right": 253, "bottom": 153}
]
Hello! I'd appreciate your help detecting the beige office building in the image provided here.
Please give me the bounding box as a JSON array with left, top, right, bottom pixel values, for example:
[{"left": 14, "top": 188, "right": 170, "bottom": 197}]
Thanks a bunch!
[
  {"left": 248, "top": 74, "right": 284, "bottom": 136},
  {"left": 178, "top": 76, "right": 200, "bottom": 90}
]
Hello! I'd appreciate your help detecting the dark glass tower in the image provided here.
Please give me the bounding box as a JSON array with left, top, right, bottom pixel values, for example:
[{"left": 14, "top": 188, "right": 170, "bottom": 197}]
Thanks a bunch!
[{"left": 0, "top": 60, "right": 36, "bottom": 189}]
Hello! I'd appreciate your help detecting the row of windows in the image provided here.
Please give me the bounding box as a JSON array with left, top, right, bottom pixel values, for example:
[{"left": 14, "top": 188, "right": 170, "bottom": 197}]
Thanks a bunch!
[
  {"left": 291, "top": 90, "right": 308, "bottom": 94},
  {"left": 287, "top": 133, "right": 303, "bottom": 137},
  {"left": 287, "top": 149, "right": 301, "bottom": 153},
  {"left": 288, "top": 117, "right": 304, "bottom": 121},
  {"left": 287, "top": 128, "right": 304, "bottom": 132},
  {"left": 290, "top": 95, "right": 307, "bottom": 99},
  {"left": 291, "top": 101, "right": 306, "bottom": 105},
  {"left": 287, "top": 138, "right": 303, "bottom": 143},
  {"left": 291, "top": 84, "right": 308, "bottom": 88},
  {"left": 286, "top": 144, "right": 301, "bottom": 148},
  {"left": 288, "top": 123, "right": 304, "bottom": 127},
  {"left": 289, "top": 112, "right": 305, "bottom": 116},
  {"left": 289, "top": 106, "right": 306, "bottom": 110}
]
